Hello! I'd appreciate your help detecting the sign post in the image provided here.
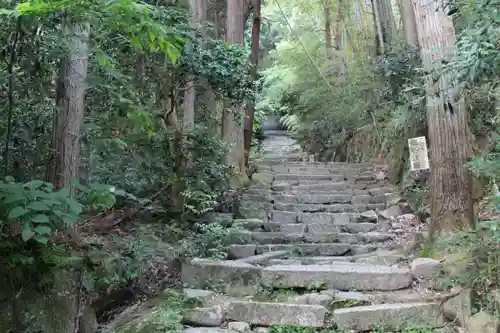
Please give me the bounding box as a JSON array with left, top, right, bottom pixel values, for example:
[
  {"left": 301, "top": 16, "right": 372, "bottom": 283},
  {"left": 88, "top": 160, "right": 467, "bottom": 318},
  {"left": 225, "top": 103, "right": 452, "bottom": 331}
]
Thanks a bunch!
[{"left": 408, "top": 136, "right": 430, "bottom": 171}]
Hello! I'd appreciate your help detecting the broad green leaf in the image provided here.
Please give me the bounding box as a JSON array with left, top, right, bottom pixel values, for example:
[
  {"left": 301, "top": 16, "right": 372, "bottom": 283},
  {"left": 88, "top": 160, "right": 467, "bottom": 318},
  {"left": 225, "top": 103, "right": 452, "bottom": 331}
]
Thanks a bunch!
[
  {"left": 4, "top": 195, "right": 26, "bottom": 204},
  {"left": 34, "top": 225, "right": 52, "bottom": 234},
  {"left": 24, "top": 180, "right": 45, "bottom": 189},
  {"left": 34, "top": 235, "right": 49, "bottom": 244},
  {"left": 30, "top": 214, "right": 50, "bottom": 223},
  {"left": 62, "top": 214, "right": 78, "bottom": 226},
  {"left": 21, "top": 223, "right": 35, "bottom": 241},
  {"left": 67, "top": 200, "right": 84, "bottom": 214},
  {"left": 8, "top": 206, "right": 28, "bottom": 220},
  {"left": 27, "top": 201, "right": 50, "bottom": 211}
]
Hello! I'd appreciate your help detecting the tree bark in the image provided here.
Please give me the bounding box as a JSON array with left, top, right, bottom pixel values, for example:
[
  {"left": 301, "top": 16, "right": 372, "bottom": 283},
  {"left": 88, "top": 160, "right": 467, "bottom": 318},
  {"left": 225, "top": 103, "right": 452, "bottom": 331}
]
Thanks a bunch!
[
  {"left": 334, "top": 0, "right": 342, "bottom": 51},
  {"left": 183, "top": 0, "right": 206, "bottom": 168},
  {"left": 400, "top": 0, "right": 418, "bottom": 48},
  {"left": 371, "top": 0, "right": 385, "bottom": 54},
  {"left": 244, "top": 0, "right": 262, "bottom": 166},
  {"left": 223, "top": 0, "right": 246, "bottom": 173},
  {"left": 323, "top": 0, "right": 333, "bottom": 56},
  {"left": 51, "top": 20, "right": 89, "bottom": 197},
  {"left": 412, "top": 0, "right": 475, "bottom": 236}
]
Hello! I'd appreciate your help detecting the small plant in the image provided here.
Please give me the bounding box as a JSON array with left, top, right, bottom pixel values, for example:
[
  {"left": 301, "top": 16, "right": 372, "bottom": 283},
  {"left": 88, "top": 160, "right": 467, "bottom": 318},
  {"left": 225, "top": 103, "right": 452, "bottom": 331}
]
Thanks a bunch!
[
  {"left": 269, "top": 324, "right": 315, "bottom": 333},
  {"left": 178, "top": 220, "right": 244, "bottom": 260},
  {"left": 0, "top": 179, "right": 84, "bottom": 244}
]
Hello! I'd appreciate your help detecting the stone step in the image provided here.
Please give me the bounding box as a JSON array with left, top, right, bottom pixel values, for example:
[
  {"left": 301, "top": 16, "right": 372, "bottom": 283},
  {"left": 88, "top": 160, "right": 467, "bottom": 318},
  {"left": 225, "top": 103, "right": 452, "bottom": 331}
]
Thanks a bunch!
[
  {"left": 254, "top": 243, "right": 377, "bottom": 256},
  {"left": 265, "top": 187, "right": 396, "bottom": 197},
  {"left": 262, "top": 161, "right": 375, "bottom": 168},
  {"left": 271, "top": 203, "right": 386, "bottom": 213},
  {"left": 290, "top": 182, "right": 389, "bottom": 192},
  {"left": 273, "top": 174, "right": 340, "bottom": 181},
  {"left": 267, "top": 251, "right": 405, "bottom": 266},
  {"left": 236, "top": 221, "right": 379, "bottom": 235},
  {"left": 228, "top": 242, "right": 382, "bottom": 259},
  {"left": 333, "top": 302, "right": 445, "bottom": 331},
  {"left": 261, "top": 262, "right": 412, "bottom": 291},
  {"left": 270, "top": 211, "right": 375, "bottom": 224},
  {"left": 226, "top": 301, "right": 327, "bottom": 327},
  {"left": 230, "top": 231, "right": 395, "bottom": 245}
]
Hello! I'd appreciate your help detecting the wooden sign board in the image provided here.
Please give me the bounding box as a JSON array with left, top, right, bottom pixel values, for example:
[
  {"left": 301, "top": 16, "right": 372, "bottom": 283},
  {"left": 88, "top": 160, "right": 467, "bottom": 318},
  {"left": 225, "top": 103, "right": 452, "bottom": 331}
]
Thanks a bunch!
[{"left": 408, "top": 136, "right": 430, "bottom": 171}]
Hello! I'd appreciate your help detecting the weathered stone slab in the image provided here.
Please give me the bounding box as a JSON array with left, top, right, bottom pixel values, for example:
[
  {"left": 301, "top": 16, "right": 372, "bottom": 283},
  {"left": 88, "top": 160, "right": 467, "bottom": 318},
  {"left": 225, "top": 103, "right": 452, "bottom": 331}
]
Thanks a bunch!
[
  {"left": 343, "top": 222, "right": 376, "bottom": 233},
  {"left": 272, "top": 194, "right": 297, "bottom": 203},
  {"left": 270, "top": 211, "right": 299, "bottom": 223},
  {"left": 226, "top": 301, "right": 327, "bottom": 327},
  {"left": 183, "top": 305, "right": 225, "bottom": 326},
  {"left": 324, "top": 204, "right": 364, "bottom": 213},
  {"left": 274, "top": 174, "right": 332, "bottom": 181},
  {"left": 261, "top": 262, "right": 412, "bottom": 291},
  {"left": 238, "top": 250, "right": 288, "bottom": 264},
  {"left": 301, "top": 212, "right": 352, "bottom": 225},
  {"left": 296, "top": 193, "right": 352, "bottom": 204},
  {"left": 182, "top": 259, "right": 261, "bottom": 296},
  {"left": 280, "top": 223, "right": 307, "bottom": 234},
  {"left": 357, "top": 232, "right": 395, "bottom": 243},
  {"left": 248, "top": 232, "right": 304, "bottom": 245},
  {"left": 304, "top": 232, "right": 357, "bottom": 244},
  {"left": 307, "top": 223, "right": 341, "bottom": 233},
  {"left": 272, "top": 182, "right": 293, "bottom": 191},
  {"left": 294, "top": 182, "right": 348, "bottom": 192},
  {"left": 333, "top": 302, "right": 445, "bottom": 332},
  {"left": 287, "top": 167, "right": 331, "bottom": 175},
  {"left": 255, "top": 243, "right": 350, "bottom": 256},
  {"left": 228, "top": 244, "right": 257, "bottom": 259}
]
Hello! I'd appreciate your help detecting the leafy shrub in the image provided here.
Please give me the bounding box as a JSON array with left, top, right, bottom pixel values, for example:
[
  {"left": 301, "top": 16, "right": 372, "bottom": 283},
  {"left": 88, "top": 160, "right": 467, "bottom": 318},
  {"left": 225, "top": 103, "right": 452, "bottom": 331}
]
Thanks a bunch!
[
  {"left": 178, "top": 220, "right": 243, "bottom": 260},
  {"left": 0, "top": 179, "right": 83, "bottom": 244}
]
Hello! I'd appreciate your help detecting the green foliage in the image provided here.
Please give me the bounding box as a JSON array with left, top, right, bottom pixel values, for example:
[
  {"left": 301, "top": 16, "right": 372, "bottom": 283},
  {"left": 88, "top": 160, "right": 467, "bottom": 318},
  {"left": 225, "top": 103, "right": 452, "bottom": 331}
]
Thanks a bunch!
[
  {"left": 0, "top": 179, "right": 82, "bottom": 243},
  {"left": 431, "top": 221, "right": 500, "bottom": 316},
  {"left": 178, "top": 220, "right": 243, "bottom": 260}
]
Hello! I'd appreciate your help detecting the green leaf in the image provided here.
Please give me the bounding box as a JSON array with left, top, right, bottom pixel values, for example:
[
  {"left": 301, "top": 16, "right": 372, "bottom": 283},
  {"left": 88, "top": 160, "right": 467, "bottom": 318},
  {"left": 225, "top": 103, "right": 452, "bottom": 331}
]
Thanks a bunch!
[
  {"left": 27, "top": 201, "right": 50, "bottom": 211},
  {"left": 67, "top": 200, "right": 84, "bottom": 214},
  {"left": 34, "top": 235, "right": 49, "bottom": 244},
  {"left": 4, "top": 195, "right": 26, "bottom": 204},
  {"left": 34, "top": 225, "right": 52, "bottom": 234},
  {"left": 62, "top": 213, "right": 78, "bottom": 226},
  {"left": 30, "top": 214, "right": 50, "bottom": 224},
  {"left": 21, "top": 223, "right": 35, "bottom": 242},
  {"left": 24, "top": 180, "right": 45, "bottom": 189},
  {"left": 8, "top": 206, "right": 28, "bottom": 220}
]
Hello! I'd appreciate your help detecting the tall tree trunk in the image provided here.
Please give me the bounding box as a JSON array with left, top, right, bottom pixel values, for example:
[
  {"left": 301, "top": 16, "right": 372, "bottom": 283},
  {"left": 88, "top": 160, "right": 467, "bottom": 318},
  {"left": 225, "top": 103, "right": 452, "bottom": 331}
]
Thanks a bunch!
[
  {"left": 412, "top": 0, "right": 475, "bottom": 237},
  {"left": 223, "top": 0, "right": 246, "bottom": 173},
  {"left": 379, "top": 0, "right": 397, "bottom": 46},
  {"left": 323, "top": 0, "right": 333, "bottom": 56},
  {"left": 400, "top": 0, "right": 418, "bottom": 47},
  {"left": 371, "top": 0, "right": 385, "bottom": 54},
  {"left": 244, "top": 0, "right": 262, "bottom": 166},
  {"left": 354, "top": 0, "right": 371, "bottom": 56},
  {"left": 51, "top": 20, "right": 89, "bottom": 197},
  {"left": 334, "top": 0, "right": 343, "bottom": 51},
  {"left": 183, "top": 0, "right": 206, "bottom": 167}
]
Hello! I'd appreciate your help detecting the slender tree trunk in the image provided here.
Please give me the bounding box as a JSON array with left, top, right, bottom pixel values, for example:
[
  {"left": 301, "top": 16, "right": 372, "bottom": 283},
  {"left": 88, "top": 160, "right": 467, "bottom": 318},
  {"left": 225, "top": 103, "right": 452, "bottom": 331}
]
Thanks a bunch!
[
  {"left": 244, "top": 0, "right": 262, "bottom": 166},
  {"left": 379, "top": 0, "right": 397, "bottom": 46},
  {"left": 400, "top": 0, "right": 418, "bottom": 47},
  {"left": 354, "top": 0, "right": 371, "bottom": 56},
  {"left": 412, "top": 0, "right": 475, "bottom": 237},
  {"left": 323, "top": 0, "right": 333, "bottom": 56},
  {"left": 371, "top": 0, "right": 385, "bottom": 54},
  {"left": 51, "top": 20, "right": 89, "bottom": 197},
  {"left": 183, "top": 0, "right": 206, "bottom": 167},
  {"left": 334, "top": 0, "right": 343, "bottom": 51},
  {"left": 223, "top": 0, "right": 246, "bottom": 173}
]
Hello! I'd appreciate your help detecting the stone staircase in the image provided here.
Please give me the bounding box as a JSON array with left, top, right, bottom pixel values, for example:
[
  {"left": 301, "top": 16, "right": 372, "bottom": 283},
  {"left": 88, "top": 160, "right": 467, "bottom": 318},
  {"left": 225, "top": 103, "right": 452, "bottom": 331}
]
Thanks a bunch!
[{"left": 181, "top": 131, "right": 450, "bottom": 333}]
